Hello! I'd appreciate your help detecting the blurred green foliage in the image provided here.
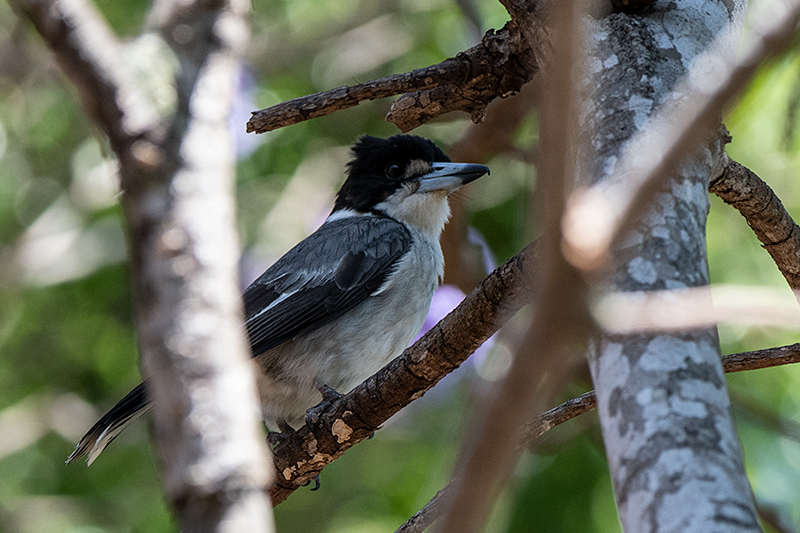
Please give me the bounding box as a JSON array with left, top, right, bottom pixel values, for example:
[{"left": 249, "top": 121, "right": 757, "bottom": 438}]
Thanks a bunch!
[{"left": 1, "top": 0, "right": 800, "bottom": 531}]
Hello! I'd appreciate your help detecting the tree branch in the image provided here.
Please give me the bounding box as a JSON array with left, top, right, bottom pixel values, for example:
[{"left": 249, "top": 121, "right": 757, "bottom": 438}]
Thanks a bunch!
[
  {"left": 246, "top": 1, "right": 549, "bottom": 134},
  {"left": 563, "top": 0, "right": 793, "bottom": 527},
  {"left": 711, "top": 158, "right": 800, "bottom": 293},
  {"left": 395, "top": 343, "right": 800, "bottom": 533},
  {"left": 124, "top": 1, "right": 274, "bottom": 530}
]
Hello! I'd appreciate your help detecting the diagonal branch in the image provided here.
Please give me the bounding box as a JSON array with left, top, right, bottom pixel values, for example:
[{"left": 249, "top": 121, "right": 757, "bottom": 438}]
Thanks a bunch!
[
  {"left": 438, "top": 1, "right": 585, "bottom": 530},
  {"left": 245, "top": 58, "right": 490, "bottom": 133}
]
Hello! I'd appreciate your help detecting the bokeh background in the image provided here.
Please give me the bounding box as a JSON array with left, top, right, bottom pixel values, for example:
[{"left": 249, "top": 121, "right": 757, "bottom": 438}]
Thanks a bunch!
[{"left": 0, "top": 0, "right": 799, "bottom": 531}]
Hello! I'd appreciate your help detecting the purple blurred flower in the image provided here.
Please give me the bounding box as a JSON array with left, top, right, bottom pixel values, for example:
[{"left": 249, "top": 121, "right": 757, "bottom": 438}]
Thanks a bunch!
[
  {"left": 415, "top": 284, "right": 465, "bottom": 341},
  {"left": 415, "top": 284, "right": 495, "bottom": 365}
]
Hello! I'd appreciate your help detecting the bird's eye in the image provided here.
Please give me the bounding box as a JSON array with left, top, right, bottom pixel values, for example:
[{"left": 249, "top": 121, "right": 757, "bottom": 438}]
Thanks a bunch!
[{"left": 385, "top": 163, "right": 402, "bottom": 180}]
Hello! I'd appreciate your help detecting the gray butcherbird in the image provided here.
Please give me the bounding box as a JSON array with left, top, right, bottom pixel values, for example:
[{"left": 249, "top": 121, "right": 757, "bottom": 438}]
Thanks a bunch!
[{"left": 67, "top": 134, "right": 489, "bottom": 465}]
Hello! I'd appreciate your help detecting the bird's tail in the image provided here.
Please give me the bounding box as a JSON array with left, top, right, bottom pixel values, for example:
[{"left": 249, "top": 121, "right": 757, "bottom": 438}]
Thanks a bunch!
[{"left": 66, "top": 381, "right": 151, "bottom": 466}]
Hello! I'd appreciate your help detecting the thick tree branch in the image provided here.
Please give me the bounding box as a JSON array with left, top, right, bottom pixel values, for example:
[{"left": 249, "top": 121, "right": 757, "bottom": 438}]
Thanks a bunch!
[
  {"left": 395, "top": 343, "right": 800, "bottom": 533},
  {"left": 246, "top": 1, "right": 548, "bottom": 134},
  {"left": 126, "top": 1, "right": 274, "bottom": 530},
  {"left": 572, "top": 0, "right": 766, "bottom": 530},
  {"left": 711, "top": 158, "right": 800, "bottom": 293}
]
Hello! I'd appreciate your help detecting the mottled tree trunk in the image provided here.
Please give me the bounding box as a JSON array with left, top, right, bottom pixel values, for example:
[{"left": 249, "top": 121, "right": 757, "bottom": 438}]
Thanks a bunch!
[{"left": 581, "top": 1, "right": 760, "bottom": 531}]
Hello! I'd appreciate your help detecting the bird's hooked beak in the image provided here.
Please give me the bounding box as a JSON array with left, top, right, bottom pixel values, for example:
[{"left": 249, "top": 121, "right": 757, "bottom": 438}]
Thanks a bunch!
[{"left": 416, "top": 162, "right": 490, "bottom": 194}]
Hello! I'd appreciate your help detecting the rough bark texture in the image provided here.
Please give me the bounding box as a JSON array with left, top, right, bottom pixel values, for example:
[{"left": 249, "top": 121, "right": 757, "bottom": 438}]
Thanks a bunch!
[
  {"left": 710, "top": 158, "right": 800, "bottom": 292},
  {"left": 581, "top": 1, "right": 760, "bottom": 531},
  {"left": 127, "top": 2, "right": 274, "bottom": 531}
]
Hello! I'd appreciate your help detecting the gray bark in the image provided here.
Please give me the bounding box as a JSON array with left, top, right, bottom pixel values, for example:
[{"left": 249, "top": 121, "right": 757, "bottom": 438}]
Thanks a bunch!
[
  {"left": 14, "top": 0, "right": 276, "bottom": 529},
  {"left": 128, "top": 2, "right": 275, "bottom": 531},
  {"left": 581, "top": 1, "right": 761, "bottom": 531}
]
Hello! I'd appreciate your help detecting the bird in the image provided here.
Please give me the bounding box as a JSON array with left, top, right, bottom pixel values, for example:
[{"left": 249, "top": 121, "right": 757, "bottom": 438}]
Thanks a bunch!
[{"left": 67, "top": 134, "right": 489, "bottom": 465}]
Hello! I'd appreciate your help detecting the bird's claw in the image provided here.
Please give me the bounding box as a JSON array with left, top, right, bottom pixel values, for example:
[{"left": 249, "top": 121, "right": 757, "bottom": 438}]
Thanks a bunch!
[
  {"left": 267, "top": 420, "right": 296, "bottom": 447},
  {"left": 305, "top": 384, "right": 343, "bottom": 430},
  {"left": 267, "top": 430, "right": 291, "bottom": 447},
  {"left": 302, "top": 474, "right": 321, "bottom": 491},
  {"left": 319, "top": 384, "right": 343, "bottom": 403}
]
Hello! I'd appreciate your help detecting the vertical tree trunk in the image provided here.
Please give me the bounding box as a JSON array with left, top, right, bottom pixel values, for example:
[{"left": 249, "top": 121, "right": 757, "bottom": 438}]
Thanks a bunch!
[
  {"left": 12, "top": 3, "right": 275, "bottom": 527},
  {"left": 581, "top": 1, "right": 760, "bottom": 531},
  {"left": 123, "top": 2, "right": 275, "bottom": 530}
]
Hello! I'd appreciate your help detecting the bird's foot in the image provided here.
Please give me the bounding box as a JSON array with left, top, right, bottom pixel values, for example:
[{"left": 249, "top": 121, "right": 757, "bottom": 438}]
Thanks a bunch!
[
  {"left": 302, "top": 474, "right": 322, "bottom": 491},
  {"left": 267, "top": 420, "right": 296, "bottom": 447},
  {"left": 266, "top": 431, "right": 291, "bottom": 447},
  {"left": 305, "top": 384, "right": 343, "bottom": 429}
]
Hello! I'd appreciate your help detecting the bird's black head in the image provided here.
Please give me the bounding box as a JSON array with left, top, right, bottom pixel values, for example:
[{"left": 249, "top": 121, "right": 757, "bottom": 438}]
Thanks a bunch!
[
  {"left": 332, "top": 135, "right": 489, "bottom": 235},
  {"left": 334, "top": 135, "right": 451, "bottom": 213}
]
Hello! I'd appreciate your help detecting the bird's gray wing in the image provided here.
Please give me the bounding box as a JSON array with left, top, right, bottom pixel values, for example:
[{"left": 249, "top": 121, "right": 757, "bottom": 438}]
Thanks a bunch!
[{"left": 243, "top": 216, "right": 412, "bottom": 356}]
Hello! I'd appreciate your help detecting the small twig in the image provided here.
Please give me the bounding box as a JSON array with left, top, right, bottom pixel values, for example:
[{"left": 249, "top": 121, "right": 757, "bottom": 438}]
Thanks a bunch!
[
  {"left": 395, "top": 485, "right": 453, "bottom": 533},
  {"left": 394, "top": 343, "right": 800, "bottom": 533},
  {"left": 723, "top": 343, "right": 800, "bottom": 374},
  {"left": 711, "top": 159, "right": 800, "bottom": 294}
]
